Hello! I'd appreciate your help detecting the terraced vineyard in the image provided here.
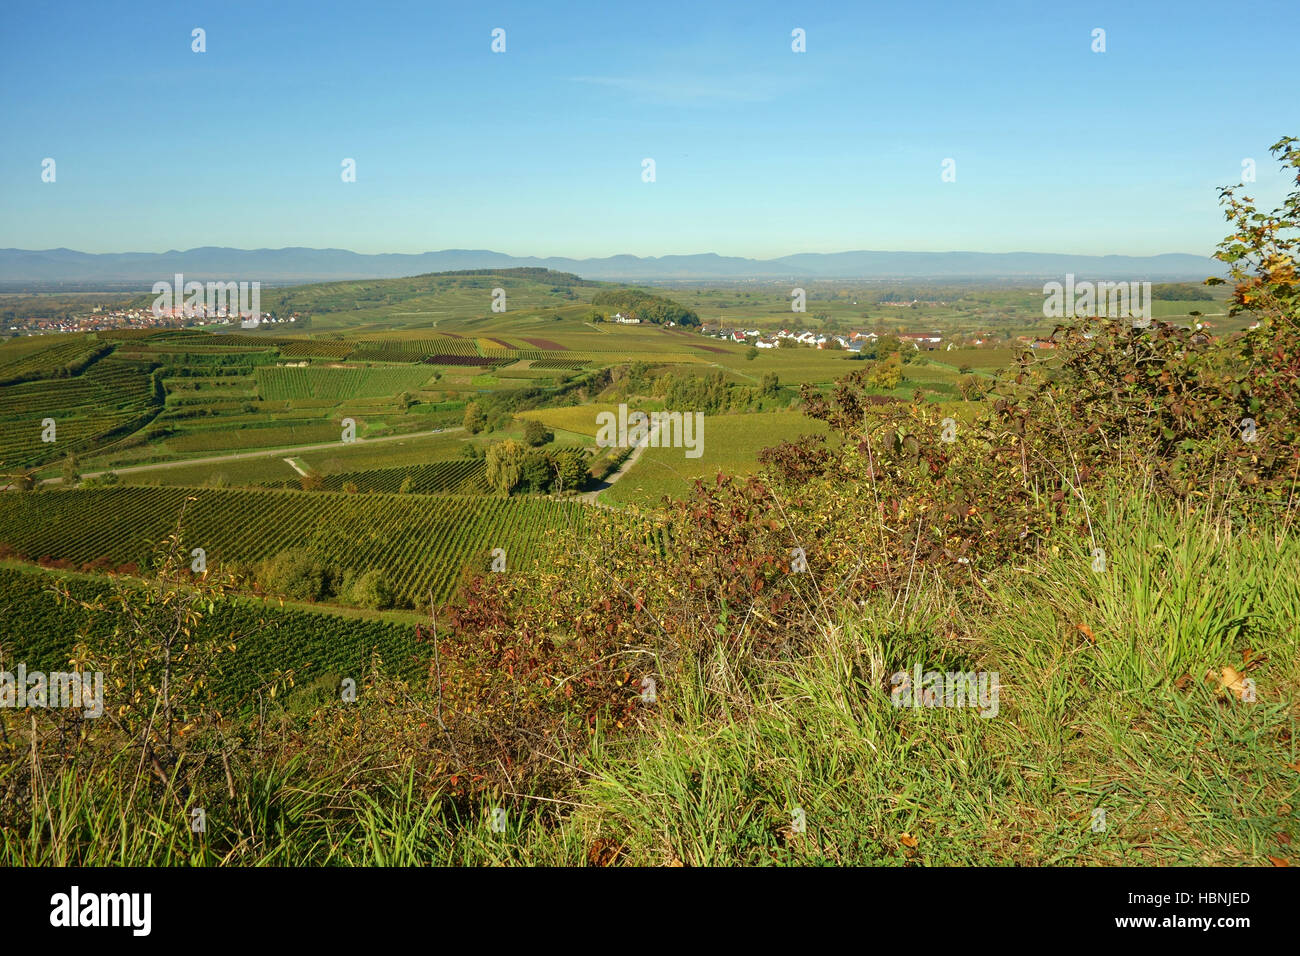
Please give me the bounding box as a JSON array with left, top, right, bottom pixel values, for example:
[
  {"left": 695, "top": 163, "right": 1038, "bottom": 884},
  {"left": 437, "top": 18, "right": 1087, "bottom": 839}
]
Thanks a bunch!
[
  {"left": 423, "top": 355, "right": 503, "bottom": 367},
  {"left": 0, "top": 358, "right": 158, "bottom": 467},
  {"left": 314, "top": 460, "right": 487, "bottom": 494},
  {"left": 257, "top": 365, "right": 436, "bottom": 400},
  {"left": 0, "top": 487, "right": 587, "bottom": 606},
  {"left": 347, "top": 346, "right": 422, "bottom": 362},
  {"left": 278, "top": 340, "right": 355, "bottom": 359},
  {"left": 355, "top": 337, "right": 479, "bottom": 358},
  {"left": 163, "top": 421, "right": 343, "bottom": 452},
  {"left": 0, "top": 336, "right": 110, "bottom": 385},
  {"left": 531, "top": 358, "right": 590, "bottom": 370}
]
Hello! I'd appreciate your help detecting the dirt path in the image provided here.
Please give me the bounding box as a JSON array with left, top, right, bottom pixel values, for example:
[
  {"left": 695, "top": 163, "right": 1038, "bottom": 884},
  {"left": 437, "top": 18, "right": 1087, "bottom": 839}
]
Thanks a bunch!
[
  {"left": 28, "top": 427, "right": 465, "bottom": 487},
  {"left": 577, "top": 419, "right": 661, "bottom": 507}
]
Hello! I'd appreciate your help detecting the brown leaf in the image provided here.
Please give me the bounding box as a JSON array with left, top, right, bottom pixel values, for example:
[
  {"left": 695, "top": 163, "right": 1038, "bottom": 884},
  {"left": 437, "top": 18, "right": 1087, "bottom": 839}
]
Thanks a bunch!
[
  {"left": 1267, "top": 856, "right": 1290, "bottom": 867},
  {"left": 1218, "top": 666, "right": 1247, "bottom": 700},
  {"left": 900, "top": 832, "right": 919, "bottom": 848},
  {"left": 1076, "top": 623, "right": 1096, "bottom": 644}
]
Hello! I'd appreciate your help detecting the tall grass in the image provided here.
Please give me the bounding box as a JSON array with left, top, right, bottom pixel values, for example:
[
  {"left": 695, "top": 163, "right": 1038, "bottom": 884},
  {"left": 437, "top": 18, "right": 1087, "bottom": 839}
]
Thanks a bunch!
[
  {"left": 2, "top": 487, "right": 1295, "bottom": 865},
  {"left": 567, "top": 491, "right": 1299, "bottom": 865}
]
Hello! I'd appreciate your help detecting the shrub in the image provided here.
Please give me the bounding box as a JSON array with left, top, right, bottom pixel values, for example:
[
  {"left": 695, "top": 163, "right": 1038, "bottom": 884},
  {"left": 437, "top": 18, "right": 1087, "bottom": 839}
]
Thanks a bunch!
[
  {"left": 521, "top": 419, "right": 553, "bottom": 447},
  {"left": 257, "top": 548, "right": 335, "bottom": 601},
  {"left": 345, "top": 568, "right": 393, "bottom": 609}
]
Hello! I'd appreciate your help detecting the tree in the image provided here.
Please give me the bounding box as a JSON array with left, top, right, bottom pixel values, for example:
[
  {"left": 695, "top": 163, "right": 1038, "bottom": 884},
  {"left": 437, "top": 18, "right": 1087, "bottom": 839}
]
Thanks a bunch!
[
  {"left": 52, "top": 510, "right": 260, "bottom": 772},
  {"left": 485, "top": 440, "right": 526, "bottom": 495},
  {"left": 760, "top": 372, "right": 780, "bottom": 397},
  {"left": 869, "top": 353, "right": 903, "bottom": 390},
  {"left": 1207, "top": 135, "right": 1300, "bottom": 471},
  {"left": 522, "top": 419, "right": 553, "bottom": 447},
  {"left": 549, "top": 447, "right": 588, "bottom": 494},
  {"left": 875, "top": 334, "right": 902, "bottom": 358},
  {"left": 520, "top": 450, "right": 553, "bottom": 493},
  {"left": 62, "top": 453, "right": 80, "bottom": 487},
  {"left": 745, "top": 346, "right": 759, "bottom": 361},
  {"left": 463, "top": 401, "right": 488, "bottom": 434},
  {"left": 397, "top": 391, "right": 413, "bottom": 411}
]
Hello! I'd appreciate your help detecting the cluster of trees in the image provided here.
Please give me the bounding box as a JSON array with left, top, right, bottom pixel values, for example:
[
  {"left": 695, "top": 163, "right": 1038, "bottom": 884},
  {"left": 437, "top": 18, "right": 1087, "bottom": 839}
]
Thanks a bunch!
[
  {"left": 460, "top": 369, "right": 614, "bottom": 437},
  {"left": 1151, "top": 282, "right": 1215, "bottom": 301},
  {"left": 256, "top": 547, "right": 394, "bottom": 609},
  {"left": 606, "top": 363, "right": 786, "bottom": 414},
  {"left": 590, "top": 289, "right": 700, "bottom": 326},
  {"left": 484, "top": 440, "right": 589, "bottom": 495}
]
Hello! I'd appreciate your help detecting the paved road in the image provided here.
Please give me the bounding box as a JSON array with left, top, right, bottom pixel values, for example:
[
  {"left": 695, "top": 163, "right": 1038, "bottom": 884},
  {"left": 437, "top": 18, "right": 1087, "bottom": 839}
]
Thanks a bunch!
[{"left": 28, "top": 427, "right": 465, "bottom": 487}]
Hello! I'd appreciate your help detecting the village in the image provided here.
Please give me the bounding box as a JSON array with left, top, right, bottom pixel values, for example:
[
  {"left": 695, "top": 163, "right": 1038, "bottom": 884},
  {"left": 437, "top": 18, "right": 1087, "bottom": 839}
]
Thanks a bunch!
[
  {"left": 701, "top": 325, "right": 972, "bottom": 352},
  {"left": 3, "top": 304, "right": 301, "bottom": 336}
]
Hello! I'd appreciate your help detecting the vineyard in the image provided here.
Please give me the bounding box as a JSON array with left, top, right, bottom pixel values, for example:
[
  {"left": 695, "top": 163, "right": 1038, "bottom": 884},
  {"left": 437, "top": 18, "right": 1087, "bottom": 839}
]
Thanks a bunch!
[
  {"left": 422, "top": 355, "right": 503, "bottom": 367},
  {"left": 256, "top": 366, "right": 436, "bottom": 401},
  {"left": 161, "top": 421, "right": 347, "bottom": 453},
  {"left": 0, "top": 565, "right": 425, "bottom": 706},
  {"left": 530, "top": 358, "right": 590, "bottom": 370},
  {"left": 516, "top": 403, "right": 623, "bottom": 437},
  {"left": 314, "top": 460, "right": 487, "bottom": 494},
  {"left": 347, "top": 346, "right": 422, "bottom": 362},
  {"left": 356, "top": 337, "right": 479, "bottom": 357},
  {"left": 0, "top": 487, "right": 587, "bottom": 606},
  {"left": 0, "top": 358, "right": 158, "bottom": 467},
  {"left": 277, "top": 340, "right": 355, "bottom": 359},
  {"left": 0, "top": 336, "right": 111, "bottom": 386}
]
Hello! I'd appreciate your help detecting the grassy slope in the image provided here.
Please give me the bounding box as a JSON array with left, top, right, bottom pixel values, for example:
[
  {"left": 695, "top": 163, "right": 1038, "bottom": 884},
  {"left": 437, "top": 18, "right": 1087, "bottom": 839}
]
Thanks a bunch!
[{"left": 5, "top": 486, "right": 1292, "bottom": 865}]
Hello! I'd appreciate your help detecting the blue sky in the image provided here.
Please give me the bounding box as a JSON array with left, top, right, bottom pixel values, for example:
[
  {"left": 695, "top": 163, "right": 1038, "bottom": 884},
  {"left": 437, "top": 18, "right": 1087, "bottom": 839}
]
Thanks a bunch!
[{"left": 1, "top": 0, "right": 1296, "bottom": 259}]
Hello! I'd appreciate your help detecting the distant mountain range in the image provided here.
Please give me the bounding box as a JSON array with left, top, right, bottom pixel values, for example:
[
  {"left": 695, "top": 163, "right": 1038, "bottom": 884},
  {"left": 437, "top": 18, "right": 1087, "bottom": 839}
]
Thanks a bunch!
[{"left": 0, "top": 246, "right": 1223, "bottom": 285}]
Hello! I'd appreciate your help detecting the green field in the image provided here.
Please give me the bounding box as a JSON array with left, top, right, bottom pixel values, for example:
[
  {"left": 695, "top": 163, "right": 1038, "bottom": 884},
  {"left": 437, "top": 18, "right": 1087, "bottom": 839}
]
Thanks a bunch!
[{"left": 602, "top": 410, "right": 830, "bottom": 507}]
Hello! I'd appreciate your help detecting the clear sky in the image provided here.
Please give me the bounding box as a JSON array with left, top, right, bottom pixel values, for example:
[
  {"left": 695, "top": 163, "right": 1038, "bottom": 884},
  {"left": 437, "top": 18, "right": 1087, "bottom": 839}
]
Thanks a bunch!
[{"left": 1, "top": 0, "right": 1296, "bottom": 259}]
